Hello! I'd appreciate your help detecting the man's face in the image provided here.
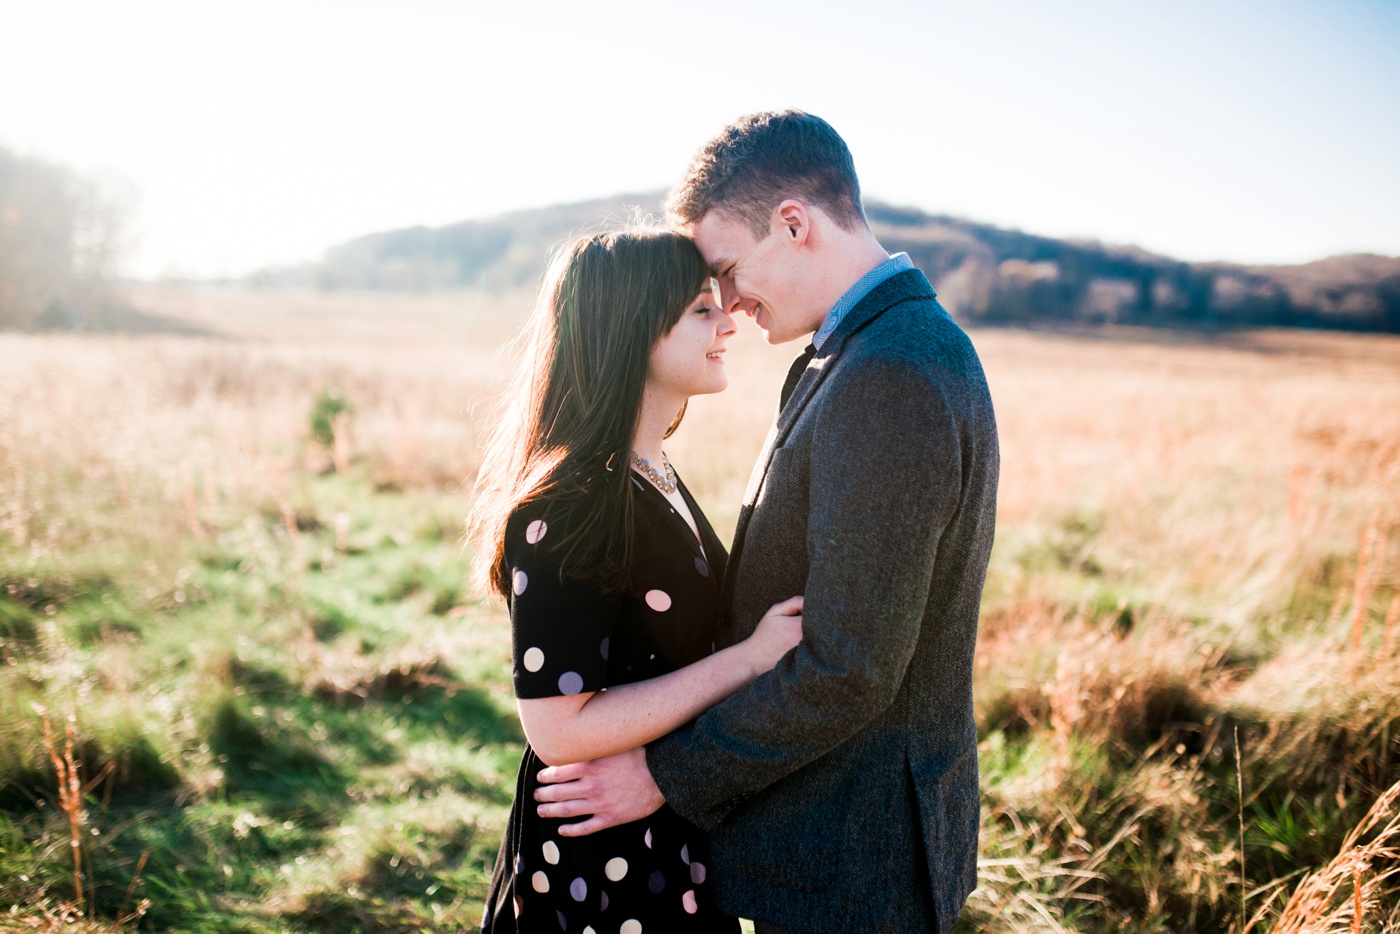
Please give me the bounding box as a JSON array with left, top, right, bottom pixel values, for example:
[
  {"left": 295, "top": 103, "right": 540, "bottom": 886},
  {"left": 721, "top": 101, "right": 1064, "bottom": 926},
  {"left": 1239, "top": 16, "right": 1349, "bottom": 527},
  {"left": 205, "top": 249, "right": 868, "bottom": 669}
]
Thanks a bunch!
[{"left": 691, "top": 208, "right": 819, "bottom": 345}]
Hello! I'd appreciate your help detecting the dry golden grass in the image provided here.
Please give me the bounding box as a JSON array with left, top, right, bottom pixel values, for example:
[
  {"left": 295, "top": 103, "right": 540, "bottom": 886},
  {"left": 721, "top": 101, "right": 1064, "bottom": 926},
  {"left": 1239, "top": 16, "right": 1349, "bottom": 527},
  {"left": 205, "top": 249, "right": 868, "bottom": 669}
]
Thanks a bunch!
[
  {"left": 0, "top": 288, "right": 522, "bottom": 559},
  {"left": 984, "top": 328, "right": 1400, "bottom": 609},
  {"left": 1263, "top": 775, "right": 1400, "bottom": 933}
]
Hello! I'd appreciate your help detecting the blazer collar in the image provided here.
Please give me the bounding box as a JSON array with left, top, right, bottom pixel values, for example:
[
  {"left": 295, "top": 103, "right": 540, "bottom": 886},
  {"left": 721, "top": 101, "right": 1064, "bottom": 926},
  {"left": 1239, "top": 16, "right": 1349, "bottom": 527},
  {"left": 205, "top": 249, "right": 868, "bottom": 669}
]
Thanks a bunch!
[
  {"left": 818, "top": 267, "right": 935, "bottom": 355},
  {"left": 773, "top": 268, "right": 936, "bottom": 445}
]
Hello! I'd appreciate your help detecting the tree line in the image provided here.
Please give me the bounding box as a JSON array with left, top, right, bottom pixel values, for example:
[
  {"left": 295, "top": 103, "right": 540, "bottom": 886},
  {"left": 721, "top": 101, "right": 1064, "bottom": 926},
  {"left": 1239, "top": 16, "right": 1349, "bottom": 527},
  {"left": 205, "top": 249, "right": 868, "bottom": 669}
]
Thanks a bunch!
[
  {"left": 868, "top": 205, "right": 1400, "bottom": 334},
  {"left": 253, "top": 193, "right": 1400, "bottom": 335},
  {"left": 0, "top": 145, "right": 131, "bottom": 330}
]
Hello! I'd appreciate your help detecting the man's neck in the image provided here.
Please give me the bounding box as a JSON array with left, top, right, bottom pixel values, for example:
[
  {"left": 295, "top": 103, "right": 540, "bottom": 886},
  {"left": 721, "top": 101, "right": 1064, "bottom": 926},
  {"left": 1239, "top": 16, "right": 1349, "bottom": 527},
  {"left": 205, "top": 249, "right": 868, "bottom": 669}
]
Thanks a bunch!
[{"left": 811, "top": 229, "right": 893, "bottom": 320}]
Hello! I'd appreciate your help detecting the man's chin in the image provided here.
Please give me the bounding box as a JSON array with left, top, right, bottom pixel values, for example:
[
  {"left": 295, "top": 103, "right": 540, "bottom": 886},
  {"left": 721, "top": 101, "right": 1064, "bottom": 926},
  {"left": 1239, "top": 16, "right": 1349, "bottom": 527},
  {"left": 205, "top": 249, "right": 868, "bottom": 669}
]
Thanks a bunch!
[
  {"left": 760, "top": 329, "right": 803, "bottom": 345},
  {"left": 751, "top": 320, "right": 790, "bottom": 345}
]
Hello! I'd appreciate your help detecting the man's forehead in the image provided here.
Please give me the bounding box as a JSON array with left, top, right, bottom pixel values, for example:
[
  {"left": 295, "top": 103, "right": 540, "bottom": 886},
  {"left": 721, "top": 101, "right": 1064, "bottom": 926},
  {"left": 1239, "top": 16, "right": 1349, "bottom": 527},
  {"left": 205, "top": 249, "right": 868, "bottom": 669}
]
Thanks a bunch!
[{"left": 692, "top": 210, "right": 752, "bottom": 272}]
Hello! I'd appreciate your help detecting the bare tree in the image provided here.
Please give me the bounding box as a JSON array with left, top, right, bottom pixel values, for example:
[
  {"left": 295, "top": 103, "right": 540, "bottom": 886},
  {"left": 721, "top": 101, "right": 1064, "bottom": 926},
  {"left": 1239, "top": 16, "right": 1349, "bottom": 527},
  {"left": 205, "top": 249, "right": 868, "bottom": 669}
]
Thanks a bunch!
[{"left": 0, "top": 146, "right": 134, "bottom": 330}]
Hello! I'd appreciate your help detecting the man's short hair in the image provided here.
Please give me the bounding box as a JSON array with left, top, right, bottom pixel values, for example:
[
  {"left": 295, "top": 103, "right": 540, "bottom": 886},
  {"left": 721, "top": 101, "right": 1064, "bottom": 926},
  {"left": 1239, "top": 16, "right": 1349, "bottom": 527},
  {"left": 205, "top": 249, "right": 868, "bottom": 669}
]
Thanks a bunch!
[{"left": 665, "top": 110, "right": 867, "bottom": 238}]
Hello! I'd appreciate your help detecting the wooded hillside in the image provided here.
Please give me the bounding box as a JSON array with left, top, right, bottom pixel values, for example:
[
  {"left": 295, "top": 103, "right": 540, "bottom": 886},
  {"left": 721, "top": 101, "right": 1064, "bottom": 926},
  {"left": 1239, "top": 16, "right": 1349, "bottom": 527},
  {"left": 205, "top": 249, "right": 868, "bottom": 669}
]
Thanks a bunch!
[{"left": 252, "top": 193, "right": 1400, "bottom": 333}]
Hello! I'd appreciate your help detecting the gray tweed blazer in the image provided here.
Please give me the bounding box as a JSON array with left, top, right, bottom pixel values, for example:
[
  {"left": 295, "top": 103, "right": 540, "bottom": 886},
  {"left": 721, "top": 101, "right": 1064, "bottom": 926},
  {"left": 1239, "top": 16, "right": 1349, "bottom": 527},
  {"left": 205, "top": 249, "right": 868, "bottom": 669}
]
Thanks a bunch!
[{"left": 647, "top": 268, "right": 998, "bottom": 933}]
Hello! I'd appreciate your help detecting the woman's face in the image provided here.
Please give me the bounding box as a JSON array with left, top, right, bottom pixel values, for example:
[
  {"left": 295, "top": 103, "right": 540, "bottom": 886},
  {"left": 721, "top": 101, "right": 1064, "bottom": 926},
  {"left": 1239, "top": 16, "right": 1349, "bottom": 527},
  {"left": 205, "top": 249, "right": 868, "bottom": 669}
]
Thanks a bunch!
[{"left": 646, "top": 285, "right": 737, "bottom": 403}]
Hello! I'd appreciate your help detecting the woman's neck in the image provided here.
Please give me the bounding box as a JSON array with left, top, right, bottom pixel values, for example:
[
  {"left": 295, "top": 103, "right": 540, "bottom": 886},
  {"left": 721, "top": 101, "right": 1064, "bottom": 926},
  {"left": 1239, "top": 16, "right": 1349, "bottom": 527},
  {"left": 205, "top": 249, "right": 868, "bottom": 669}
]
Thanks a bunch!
[{"left": 633, "top": 385, "right": 682, "bottom": 466}]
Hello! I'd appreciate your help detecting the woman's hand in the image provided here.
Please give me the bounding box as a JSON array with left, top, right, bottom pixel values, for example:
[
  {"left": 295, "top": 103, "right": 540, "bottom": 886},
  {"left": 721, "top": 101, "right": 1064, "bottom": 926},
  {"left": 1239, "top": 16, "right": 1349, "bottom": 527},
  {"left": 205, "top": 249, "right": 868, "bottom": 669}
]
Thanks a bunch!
[{"left": 741, "top": 595, "right": 804, "bottom": 677}]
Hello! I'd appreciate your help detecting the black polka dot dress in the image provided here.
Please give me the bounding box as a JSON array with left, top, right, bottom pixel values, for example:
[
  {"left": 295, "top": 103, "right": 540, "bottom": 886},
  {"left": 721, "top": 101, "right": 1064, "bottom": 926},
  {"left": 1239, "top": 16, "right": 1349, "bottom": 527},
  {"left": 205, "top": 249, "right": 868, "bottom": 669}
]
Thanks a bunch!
[{"left": 481, "top": 472, "right": 739, "bottom": 934}]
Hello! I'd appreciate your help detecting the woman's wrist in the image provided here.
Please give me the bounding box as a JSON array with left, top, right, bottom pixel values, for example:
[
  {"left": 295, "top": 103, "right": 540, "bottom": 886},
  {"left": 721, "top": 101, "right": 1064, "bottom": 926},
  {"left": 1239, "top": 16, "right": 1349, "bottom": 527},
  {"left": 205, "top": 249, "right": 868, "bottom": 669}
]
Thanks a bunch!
[{"left": 724, "top": 638, "right": 764, "bottom": 681}]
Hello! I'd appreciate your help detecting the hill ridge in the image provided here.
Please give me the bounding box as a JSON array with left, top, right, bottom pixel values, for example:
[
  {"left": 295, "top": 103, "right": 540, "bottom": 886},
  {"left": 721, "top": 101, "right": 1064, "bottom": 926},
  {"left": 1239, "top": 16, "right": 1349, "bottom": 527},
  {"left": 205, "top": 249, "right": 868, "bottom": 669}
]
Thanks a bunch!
[{"left": 250, "top": 193, "right": 1400, "bottom": 333}]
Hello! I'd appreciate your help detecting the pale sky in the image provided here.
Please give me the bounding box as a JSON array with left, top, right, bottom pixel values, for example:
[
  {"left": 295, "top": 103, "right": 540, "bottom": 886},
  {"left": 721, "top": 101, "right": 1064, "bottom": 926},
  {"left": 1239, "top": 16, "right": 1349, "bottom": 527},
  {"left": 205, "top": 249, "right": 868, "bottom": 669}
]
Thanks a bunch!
[{"left": 3, "top": 0, "right": 1397, "bottom": 278}]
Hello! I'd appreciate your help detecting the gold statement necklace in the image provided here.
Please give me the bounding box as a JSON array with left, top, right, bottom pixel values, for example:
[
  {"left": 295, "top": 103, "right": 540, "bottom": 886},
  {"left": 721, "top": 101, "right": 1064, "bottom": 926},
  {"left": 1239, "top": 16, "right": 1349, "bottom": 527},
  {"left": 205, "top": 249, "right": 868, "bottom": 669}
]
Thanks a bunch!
[{"left": 631, "top": 451, "right": 677, "bottom": 494}]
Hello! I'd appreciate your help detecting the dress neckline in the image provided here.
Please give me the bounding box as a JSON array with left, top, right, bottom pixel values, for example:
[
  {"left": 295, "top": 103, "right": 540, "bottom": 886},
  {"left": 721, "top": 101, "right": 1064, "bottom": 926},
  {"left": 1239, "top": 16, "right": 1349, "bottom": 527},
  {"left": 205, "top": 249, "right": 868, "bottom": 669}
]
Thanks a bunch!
[{"left": 630, "top": 471, "right": 716, "bottom": 564}]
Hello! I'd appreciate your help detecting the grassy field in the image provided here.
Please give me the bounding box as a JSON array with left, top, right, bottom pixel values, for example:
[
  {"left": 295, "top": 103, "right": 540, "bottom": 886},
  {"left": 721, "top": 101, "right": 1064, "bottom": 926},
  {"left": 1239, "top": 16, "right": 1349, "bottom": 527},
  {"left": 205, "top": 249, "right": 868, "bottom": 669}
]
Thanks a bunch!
[{"left": 1, "top": 284, "right": 1398, "bottom": 932}]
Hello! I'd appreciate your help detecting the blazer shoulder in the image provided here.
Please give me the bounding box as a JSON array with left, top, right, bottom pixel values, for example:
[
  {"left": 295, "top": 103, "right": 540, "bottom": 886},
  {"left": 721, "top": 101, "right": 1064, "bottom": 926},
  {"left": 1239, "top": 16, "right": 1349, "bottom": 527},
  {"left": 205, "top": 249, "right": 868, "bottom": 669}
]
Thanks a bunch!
[
  {"left": 831, "top": 306, "right": 994, "bottom": 431},
  {"left": 849, "top": 296, "right": 979, "bottom": 366}
]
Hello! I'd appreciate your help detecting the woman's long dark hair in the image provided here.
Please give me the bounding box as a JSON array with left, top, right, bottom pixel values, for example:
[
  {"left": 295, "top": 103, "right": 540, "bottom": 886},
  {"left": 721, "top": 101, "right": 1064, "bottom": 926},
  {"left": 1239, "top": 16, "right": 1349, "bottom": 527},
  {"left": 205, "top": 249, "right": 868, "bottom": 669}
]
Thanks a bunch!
[{"left": 470, "top": 228, "right": 709, "bottom": 598}]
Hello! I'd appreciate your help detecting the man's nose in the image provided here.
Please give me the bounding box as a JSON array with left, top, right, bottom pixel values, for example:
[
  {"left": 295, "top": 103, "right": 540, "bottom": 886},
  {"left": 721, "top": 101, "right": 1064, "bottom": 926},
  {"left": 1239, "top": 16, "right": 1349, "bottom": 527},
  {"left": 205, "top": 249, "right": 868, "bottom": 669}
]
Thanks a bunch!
[{"left": 718, "top": 279, "right": 748, "bottom": 316}]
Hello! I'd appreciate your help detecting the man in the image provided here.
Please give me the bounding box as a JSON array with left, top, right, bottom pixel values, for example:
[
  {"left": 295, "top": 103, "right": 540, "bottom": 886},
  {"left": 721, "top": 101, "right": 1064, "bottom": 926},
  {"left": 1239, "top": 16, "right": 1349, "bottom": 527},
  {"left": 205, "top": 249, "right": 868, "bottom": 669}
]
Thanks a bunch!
[{"left": 533, "top": 110, "right": 999, "bottom": 933}]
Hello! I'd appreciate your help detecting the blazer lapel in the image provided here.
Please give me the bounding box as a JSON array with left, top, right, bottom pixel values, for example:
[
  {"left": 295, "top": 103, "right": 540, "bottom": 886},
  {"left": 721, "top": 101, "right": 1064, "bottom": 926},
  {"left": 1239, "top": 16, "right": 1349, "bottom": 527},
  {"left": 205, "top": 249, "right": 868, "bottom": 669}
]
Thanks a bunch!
[
  {"left": 739, "top": 269, "right": 933, "bottom": 516},
  {"left": 721, "top": 268, "right": 936, "bottom": 628},
  {"left": 739, "top": 350, "right": 833, "bottom": 507}
]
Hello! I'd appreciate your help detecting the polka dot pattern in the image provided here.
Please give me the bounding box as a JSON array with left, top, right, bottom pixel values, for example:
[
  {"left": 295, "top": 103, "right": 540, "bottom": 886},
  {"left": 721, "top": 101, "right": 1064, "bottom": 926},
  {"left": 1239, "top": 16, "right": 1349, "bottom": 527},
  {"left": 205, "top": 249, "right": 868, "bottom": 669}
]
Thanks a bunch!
[
  {"left": 689, "top": 862, "right": 706, "bottom": 885},
  {"left": 488, "top": 486, "right": 732, "bottom": 931},
  {"left": 506, "top": 510, "right": 617, "bottom": 701}
]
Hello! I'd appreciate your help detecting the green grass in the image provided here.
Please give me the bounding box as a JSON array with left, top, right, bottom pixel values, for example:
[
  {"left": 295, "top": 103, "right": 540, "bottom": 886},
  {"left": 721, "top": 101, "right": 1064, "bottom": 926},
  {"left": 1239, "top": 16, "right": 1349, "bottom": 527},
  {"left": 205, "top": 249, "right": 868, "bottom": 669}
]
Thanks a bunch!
[
  {"left": 0, "top": 467, "right": 519, "bottom": 932},
  {"left": 8, "top": 465, "right": 1397, "bottom": 932}
]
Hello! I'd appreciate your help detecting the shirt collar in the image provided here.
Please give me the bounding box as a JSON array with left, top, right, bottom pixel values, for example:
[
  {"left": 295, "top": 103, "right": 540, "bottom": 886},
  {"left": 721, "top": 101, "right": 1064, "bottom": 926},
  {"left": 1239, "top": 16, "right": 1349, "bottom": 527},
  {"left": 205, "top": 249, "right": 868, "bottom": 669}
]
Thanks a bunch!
[{"left": 812, "top": 252, "right": 915, "bottom": 350}]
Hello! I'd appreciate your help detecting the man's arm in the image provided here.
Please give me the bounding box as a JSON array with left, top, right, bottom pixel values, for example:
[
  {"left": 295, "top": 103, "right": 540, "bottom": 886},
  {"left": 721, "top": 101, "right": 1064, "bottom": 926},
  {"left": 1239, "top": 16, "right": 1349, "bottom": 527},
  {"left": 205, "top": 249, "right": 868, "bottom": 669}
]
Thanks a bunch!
[{"left": 537, "top": 353, "right": 966, "bottom": 833}]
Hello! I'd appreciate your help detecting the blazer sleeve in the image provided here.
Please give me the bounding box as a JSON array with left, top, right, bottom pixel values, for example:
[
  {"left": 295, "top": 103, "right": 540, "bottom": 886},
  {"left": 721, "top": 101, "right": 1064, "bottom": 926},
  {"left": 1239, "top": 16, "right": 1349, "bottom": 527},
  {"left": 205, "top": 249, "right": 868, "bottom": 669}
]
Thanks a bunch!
[{"left": 647, "top": 352, "right": 966, "bottom": 830}]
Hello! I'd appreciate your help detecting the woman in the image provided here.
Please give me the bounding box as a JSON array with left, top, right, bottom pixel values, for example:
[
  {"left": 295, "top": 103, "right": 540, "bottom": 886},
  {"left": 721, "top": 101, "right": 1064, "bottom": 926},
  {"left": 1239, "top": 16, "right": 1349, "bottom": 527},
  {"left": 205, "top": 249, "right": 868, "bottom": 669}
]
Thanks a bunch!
[{"left": 471, "top": 228, "right": 803, "bottom": 933}]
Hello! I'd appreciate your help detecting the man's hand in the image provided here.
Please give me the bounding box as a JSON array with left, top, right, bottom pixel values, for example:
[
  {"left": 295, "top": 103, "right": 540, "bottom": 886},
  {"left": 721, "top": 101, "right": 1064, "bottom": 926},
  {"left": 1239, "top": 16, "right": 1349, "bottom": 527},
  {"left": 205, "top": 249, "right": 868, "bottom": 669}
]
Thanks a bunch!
[{"left": 534, "top": 747, "right": 664, "bottom": 837}]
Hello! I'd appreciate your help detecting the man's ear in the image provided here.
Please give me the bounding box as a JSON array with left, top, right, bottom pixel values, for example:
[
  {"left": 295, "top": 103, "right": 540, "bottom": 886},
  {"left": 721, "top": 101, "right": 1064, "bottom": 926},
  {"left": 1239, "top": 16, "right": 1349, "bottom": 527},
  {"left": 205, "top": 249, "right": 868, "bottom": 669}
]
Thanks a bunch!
[{"left": 773, "top": 200, "right": 810, "bottom": 247}]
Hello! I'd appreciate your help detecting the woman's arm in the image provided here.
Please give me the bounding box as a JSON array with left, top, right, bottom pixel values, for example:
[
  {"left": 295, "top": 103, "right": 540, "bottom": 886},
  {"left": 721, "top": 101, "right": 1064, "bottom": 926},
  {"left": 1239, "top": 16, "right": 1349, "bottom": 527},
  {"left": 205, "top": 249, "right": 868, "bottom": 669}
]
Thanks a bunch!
[{"left": 518, "top": 596, "right": 802, "bottom": 766}]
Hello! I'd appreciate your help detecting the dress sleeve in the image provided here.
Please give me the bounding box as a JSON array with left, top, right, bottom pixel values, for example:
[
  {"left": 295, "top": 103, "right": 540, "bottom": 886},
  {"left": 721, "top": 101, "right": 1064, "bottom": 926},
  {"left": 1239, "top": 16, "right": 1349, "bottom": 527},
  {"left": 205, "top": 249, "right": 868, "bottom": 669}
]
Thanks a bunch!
[{"left": 505, "top": 509, "right": 620, "bottom": 699}]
